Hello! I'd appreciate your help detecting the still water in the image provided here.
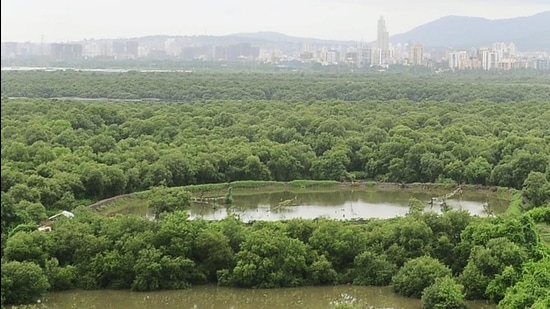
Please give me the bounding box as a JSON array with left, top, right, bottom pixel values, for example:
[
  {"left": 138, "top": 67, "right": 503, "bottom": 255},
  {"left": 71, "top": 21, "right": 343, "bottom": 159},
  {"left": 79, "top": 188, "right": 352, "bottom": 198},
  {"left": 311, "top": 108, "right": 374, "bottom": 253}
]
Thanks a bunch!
[
  {"left": 42, "top": 189, "right": 503, "bottom": 309},
  {"left": 187, "top": 189, "right": 508, "bottom": 222},
  {"left": 42, "top": 285, "right": 495, "bottom": 309}
]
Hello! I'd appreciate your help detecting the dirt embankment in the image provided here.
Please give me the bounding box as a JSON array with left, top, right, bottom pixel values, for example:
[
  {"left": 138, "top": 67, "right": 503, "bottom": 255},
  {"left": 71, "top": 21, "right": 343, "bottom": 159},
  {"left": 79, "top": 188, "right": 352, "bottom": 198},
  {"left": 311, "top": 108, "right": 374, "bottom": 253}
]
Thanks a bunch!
[{"left": 89, "top": 194, "right": 134, "bottom": 210}]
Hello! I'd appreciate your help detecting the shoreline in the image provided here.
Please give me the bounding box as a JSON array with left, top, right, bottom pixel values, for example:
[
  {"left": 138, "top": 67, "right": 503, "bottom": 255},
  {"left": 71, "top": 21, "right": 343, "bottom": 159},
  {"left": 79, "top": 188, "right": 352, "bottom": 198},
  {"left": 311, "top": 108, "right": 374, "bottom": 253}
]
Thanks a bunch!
[{"left": 89, "top": 180, "right": 515, "bottom": 212}]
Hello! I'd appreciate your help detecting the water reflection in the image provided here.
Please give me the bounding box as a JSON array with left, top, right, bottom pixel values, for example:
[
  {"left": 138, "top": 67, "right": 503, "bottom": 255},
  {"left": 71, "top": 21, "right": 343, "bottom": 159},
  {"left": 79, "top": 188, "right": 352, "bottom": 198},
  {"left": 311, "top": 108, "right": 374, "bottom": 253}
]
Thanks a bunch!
[{"left": 188, "top": 190, "right": 507, "bottom": 222}]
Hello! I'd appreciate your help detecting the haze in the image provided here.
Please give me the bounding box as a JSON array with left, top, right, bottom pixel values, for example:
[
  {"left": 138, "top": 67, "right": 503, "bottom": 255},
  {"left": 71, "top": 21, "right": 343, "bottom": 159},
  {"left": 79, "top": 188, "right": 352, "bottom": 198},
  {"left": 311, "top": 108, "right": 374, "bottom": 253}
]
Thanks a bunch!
[{"left": 2, "top": 0, "right": 549, "bottom": 42}]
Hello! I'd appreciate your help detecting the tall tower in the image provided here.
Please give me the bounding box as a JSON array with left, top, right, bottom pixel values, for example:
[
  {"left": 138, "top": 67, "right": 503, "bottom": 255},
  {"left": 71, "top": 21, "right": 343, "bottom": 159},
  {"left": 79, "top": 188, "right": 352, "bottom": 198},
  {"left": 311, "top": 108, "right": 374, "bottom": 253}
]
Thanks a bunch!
[
  {"left": 409, "top": 44, "right": 424, "bottom": 65},
  {"left": 377, "top": 16, "right": 389, "bottom": 51}
]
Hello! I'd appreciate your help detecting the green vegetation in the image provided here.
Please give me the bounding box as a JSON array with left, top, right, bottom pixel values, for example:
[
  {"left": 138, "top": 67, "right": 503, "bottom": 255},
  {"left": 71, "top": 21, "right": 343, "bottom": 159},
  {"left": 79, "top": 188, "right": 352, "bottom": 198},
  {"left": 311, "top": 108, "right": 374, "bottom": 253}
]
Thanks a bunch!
[
  {"left": 352, "top": 251, "right": 397, "bottom": 286},
  {"left": 421, "top": 276, "right": 466, "bottom": 309},
  {"left": 1, "top": 209, "right": 547, "bottom": 306},
  {"left": 94, "top": 196, "right": 149, "bottom": 217},
  {"left": 497, "top": 258, "right": 550, "bottom": 309},
  {"left": 2, "top": 70, "right": 550, "bottom": 102},
  {"left": 391, "top": 256, "right": 452, "bottom": 298},
  {"left": 148, "top": 186, "right": 192, "bottom": 217},
  {"left": 1, "top": 71, "right": 549, "bottom": 306},
  {"left": 538, "top": 224, "right": 550, "bottom": 246},
  {"left": 1, "top": 261, "right": 50, "bottom": 304},
  {"left": 2, "top": 87, "right": 548, "bottom": 216},
  {"left": 289, "top": 180, "right": 340, "bottom": 188}
]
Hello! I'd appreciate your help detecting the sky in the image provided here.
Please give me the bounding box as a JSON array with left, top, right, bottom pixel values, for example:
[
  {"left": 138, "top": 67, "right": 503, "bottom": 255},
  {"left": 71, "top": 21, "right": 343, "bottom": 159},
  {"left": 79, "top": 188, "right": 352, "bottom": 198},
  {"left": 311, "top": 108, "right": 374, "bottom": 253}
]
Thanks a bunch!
[{"left": 1, "top": 0, "right": 549, "bottom": 43}]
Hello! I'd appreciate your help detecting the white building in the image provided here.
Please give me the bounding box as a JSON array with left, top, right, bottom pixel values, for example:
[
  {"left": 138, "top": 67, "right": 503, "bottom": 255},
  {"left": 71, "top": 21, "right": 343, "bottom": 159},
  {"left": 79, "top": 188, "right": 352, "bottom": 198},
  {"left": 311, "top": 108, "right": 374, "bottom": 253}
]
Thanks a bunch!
[{"left": 448, "top": 51, "right": 468, "bottom": 70}]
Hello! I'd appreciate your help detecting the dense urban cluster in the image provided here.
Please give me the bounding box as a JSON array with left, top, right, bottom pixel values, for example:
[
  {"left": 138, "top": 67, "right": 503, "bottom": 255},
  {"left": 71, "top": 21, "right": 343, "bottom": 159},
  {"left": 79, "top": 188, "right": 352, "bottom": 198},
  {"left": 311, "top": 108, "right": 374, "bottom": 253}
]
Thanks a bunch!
[{"left": 2, "top": 16, "right": 549, "bottom": 72}]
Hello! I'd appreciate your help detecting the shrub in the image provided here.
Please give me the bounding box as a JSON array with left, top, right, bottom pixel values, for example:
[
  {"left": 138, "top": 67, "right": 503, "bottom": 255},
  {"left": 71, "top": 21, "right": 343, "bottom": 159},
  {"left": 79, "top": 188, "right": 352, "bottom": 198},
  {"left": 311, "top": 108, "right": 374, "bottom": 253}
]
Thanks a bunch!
[
  {"left": 352, "top": 251, "right": 397, "bottom": 286},
  {"left": 1, "top": 261, "right": 50, "bottom": 304},
  {"left": 391, "top": 256, "right": 452, "bottom": 298},
  {"left": 421, "top": 276, "right": 466, "bottom": 309}
]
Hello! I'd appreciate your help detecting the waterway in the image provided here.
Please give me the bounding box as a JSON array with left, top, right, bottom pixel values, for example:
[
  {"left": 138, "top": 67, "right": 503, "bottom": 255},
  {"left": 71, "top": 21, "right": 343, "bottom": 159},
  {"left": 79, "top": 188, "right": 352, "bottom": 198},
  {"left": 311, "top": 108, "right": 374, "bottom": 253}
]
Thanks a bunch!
[{"left": 39, "top": 285, "right": 496, "bottom": 309}]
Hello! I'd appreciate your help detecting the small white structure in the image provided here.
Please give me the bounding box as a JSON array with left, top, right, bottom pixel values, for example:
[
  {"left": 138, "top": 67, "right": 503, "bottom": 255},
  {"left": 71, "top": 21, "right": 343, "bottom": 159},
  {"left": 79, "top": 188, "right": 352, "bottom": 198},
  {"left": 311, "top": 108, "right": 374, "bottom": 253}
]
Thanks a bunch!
[
  {"left": 38, "top": 226, "right": 52, "bottom": 232},
  {"left": 48, "top": 210, "right": 75, "bottom": 221}
]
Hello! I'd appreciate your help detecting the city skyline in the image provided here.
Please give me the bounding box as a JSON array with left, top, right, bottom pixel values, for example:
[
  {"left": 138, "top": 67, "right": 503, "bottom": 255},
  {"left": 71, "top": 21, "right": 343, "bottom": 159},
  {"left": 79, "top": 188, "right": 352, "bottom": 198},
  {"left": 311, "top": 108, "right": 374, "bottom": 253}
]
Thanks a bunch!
[
  {"left": 3, "top": 34, "right": 548, "bottom": 72},
  {"left": 2, "top": 0, "right": 549, "bottom": 43}
]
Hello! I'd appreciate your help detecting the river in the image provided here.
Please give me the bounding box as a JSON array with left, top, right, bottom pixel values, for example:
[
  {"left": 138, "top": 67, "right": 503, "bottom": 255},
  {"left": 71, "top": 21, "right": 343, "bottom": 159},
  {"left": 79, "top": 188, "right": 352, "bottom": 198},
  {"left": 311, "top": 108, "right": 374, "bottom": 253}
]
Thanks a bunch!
[{"left": 38, "top": 285, "right": 495, "bottom": 309}]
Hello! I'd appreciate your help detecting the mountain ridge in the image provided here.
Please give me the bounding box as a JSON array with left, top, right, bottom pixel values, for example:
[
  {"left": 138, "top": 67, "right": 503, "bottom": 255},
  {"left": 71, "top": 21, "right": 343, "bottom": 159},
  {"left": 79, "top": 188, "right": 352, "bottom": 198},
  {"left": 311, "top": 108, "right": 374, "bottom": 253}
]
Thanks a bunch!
[
  {"left": 390, "top": 11, "right": 550, "bottom": 50},
  {"left": 224, "top": 12, "right": 550, "bottom": 51},
  {"left": 8, "top": 12, "right": 548, "bottom": 51},
  {"left": 225, "top": 31, "right": 357, "bottom": 45}
]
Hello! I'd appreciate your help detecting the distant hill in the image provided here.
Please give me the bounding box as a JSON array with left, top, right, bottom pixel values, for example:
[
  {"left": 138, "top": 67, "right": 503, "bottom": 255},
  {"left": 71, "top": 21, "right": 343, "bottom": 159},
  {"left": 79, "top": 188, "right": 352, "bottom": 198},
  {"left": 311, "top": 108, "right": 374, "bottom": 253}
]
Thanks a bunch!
[
  {"left": 93, "top": 32, "right": 356, "bottom": 54},
  {"left": 227, "top": 31, "right": 357, "bottom": 46},
  {"left": 390, "top": 11, "right": 550, "bottom": 51},
  {"left": 227, "top": 31, "right": 308, "bottom": 43},
  {"left": 70, "top": 12, "right": 550, "bottom": 52}
]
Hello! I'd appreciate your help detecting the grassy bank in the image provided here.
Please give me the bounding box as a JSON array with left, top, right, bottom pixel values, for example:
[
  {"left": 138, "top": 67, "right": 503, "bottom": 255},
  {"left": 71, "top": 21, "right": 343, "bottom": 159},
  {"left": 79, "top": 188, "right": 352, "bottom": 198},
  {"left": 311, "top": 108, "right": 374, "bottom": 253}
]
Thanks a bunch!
[
  {"left": 94, "top": 195, "right": 149, "bottom": 217},
  {"left": 538, "top": 224, "right": 550, "bottom": 246},
  {"left": 504, "top": 193, "right": 524, "bottom": 216},
  {"left": 91, "top": 180, "right": 513, "bottom": 216}
]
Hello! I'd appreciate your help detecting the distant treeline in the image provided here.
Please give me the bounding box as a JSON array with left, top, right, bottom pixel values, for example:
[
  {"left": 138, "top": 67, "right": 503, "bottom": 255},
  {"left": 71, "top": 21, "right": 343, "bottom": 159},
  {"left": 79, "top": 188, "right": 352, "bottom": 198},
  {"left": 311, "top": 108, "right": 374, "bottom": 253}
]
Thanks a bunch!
[{"left": 2, "top": 70, "right": 550, "bottom": 102}]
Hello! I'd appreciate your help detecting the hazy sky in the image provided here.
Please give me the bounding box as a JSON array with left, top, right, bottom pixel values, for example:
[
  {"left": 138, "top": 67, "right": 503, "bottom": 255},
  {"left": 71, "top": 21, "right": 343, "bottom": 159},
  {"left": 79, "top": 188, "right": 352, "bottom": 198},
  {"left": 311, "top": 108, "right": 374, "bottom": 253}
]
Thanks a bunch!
[{"left": 2, "top": 0, "right": 548, "bottom": 42}]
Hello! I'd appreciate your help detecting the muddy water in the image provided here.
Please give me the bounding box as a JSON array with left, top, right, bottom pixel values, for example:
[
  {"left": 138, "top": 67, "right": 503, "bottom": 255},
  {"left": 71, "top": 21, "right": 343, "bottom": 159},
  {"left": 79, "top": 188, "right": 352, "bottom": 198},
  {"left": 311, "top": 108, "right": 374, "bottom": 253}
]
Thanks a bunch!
[
  {"left": 41, "top": 189, "right": 503, "bottom": 309},
  {"left": 41, "top": 285, "right": 495, "bottom": 309},
  {"left": 187, "top": 189, "right": 508, "bottom": 222}
]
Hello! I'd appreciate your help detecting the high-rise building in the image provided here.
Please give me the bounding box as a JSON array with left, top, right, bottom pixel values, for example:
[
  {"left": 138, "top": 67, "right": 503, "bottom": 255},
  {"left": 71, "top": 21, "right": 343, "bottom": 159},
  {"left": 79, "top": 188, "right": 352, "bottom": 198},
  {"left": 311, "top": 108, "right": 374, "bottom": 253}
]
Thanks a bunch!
[
  {"left": 50, "top": 43, "right": 82, "bottom": 62},
  {"left": 1, "top": 42, "right": 18, "bottom": 58},
  {"left": 164, "top": 38, "right": 181, "bottom": 56},
  {"left": 535, "top": 58, "right": 549, "bottom": 70},
  {"left": 112, "top": 41, "right": 126, "bottom": 57},
  {"left": 227, "top": 44, "right": 244, "bottom": 60},
  {"left": 181, "top": 47, "right": 195, "bottom": 60},
  {"left": 409, "top": 44, "right": 424, "bottom": 65},
  {"left": 480, "top": 49, "right": 499, "bottom": 70},
  {"left": 325, "top": 49, "right": 340, "bottom": 64},
  {"left": 507, "top": 42, "right": 517, "bottom": 57},
  {"left": 492, "top": 42, "right": 506, "bottom": 60},
  {"left": 214, "top": 46, "right": 227, "bottom": 61},
  {"left": 125, "top": 41, "right": 139, "bottom": 59},
  {"left": 377, "top": 16, "right": 389, "bottom": 51},
  {"left": 110, "top": 40, "right": 139, "bottom": 59},
  {"left": 448, "top": 51, "right": 468, "bottom": 70},
  {"left": 302, "top": 42, "right": 312, "bottom": 53},
  {"left": 357, "top": 44, "right": 372, "bottom": 68}
]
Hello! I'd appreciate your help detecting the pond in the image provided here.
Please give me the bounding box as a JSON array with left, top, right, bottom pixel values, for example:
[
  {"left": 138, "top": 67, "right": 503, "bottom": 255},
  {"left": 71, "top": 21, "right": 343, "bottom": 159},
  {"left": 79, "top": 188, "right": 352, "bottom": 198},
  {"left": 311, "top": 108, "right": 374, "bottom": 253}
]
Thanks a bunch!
[
  {"left": 39, "top": 285, "right": 496, "bottom": 309},
  {"left": 38, "top": 188, "right": 505, "bottom": 309},
  {"left": 185, "top": 189, "right": 508, "bottom": 222}
]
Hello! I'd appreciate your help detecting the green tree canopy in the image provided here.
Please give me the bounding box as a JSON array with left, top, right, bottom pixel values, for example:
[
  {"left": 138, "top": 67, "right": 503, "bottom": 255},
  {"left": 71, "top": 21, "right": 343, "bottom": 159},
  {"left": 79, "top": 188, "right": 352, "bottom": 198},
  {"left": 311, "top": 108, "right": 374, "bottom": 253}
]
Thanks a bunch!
[{"left": 391, "top": 255, "right": 452, "bottom": 298}]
